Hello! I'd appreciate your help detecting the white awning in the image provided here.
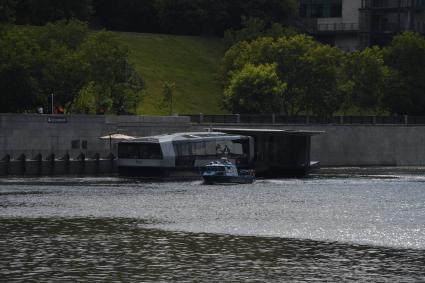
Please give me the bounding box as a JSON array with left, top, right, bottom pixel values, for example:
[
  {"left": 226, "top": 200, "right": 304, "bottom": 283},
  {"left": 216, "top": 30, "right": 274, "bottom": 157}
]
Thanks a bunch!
[{"left": 99, "top": 134, "right": 137, "bottom": 140}]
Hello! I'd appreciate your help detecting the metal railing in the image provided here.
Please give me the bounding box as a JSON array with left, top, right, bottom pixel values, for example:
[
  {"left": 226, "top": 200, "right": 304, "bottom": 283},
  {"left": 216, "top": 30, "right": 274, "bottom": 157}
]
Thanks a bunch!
[
  {"left": 183, "top": 114, "right": 425, "bottom": 125},
  {"left": 316, "top": 23, "right": 359, "bottom": 33},
  {"left": 362, "top": 0, "right": 425, "bottom": 9}
]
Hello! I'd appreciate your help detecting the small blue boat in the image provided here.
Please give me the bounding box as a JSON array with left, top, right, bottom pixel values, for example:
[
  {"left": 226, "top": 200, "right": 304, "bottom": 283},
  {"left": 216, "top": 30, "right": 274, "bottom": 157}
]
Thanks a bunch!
[{"left": 201, "top": 158, "right": 255, "bottom": 184}]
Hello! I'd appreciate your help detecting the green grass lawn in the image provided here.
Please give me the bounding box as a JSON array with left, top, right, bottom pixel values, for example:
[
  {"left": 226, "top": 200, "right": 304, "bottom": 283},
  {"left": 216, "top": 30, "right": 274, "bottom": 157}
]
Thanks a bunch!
[{"left": 115, "top": 32, "right": 227, "bottom": 115}]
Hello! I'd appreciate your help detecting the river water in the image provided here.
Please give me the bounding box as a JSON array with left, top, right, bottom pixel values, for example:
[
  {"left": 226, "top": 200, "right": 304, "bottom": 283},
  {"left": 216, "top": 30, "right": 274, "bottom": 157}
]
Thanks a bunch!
[{"left": 0, "top": 168, "right": 424, "bottom": 282}]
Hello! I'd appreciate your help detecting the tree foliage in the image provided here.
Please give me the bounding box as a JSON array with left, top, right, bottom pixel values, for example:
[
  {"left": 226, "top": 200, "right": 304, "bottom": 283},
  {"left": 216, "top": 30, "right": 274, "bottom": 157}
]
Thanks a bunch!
[
  {"left": 223, "top": 16, "right": 299, "bottom": 48},
  {"left": 15, "top": 0, "right": 92, "bottom": 25},
  {"left": 161, "top": 81, "right": 175, "bottom": 115},
  {"left": 0, "top": 0, "right": 16, "bottom": 23},
  {"left": 344, "top": 47, "right": 388, "bottom": 113},
  {"left": 224, "top": 63, "right": 286, "bottom": 113},
  {"left": 12, "top": 0, "right": 296, "bottom": 36},
  {"left": 222, "top": 35, "right": 344, "bottom": 116},
  {"left": 0, "top": 20, "right": 144, "bottom": 114},
  {"left": 383, "top": 32, "right": 425, "bottom": 115},
  {"left": 93, "top": 0, "right": 159, "bottom": 33},
  {"left": 0, "top": 26, "right": 42, "bottom": 112}
]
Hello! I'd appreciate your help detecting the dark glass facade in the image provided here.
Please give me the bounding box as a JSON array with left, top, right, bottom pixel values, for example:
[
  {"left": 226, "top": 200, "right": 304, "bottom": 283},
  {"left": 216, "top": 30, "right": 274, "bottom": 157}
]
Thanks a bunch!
[
  {"left": 173, "top": 138, "right": 251, "bottom": 167},
  {"left": 300, "top": 0, "right": 343, "bottom": 18},
  {"left": 118, "top": 143, "right": 163, "bottom": 160}
]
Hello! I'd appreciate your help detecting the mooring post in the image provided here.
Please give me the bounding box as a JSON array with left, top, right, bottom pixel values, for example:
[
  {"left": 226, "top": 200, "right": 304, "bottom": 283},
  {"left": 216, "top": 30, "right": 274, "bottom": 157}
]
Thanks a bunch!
[
  {"left": 46, "top": 154, "right": 55, "bottom": 175},
  {"left": 18, "top": 154, "right": 26, "bottom": 176},
  {"left": 63, "top": 153, "right": 70, "bottom": 174},
  {"left": 1, "top": 154, "right": 11, "bottom": 176}
]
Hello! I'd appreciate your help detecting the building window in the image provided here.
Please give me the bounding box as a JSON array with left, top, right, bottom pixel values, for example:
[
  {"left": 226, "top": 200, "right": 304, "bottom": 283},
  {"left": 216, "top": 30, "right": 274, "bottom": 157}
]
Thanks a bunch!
[{"left": 300, "top": 0, "right": 342, "bottom": 18}]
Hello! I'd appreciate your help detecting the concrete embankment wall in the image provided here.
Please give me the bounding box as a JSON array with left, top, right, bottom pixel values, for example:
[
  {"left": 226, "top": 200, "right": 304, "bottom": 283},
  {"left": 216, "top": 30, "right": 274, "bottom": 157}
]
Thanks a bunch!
[
  {"left": 0, "top": 114, "right": 191, "bottom": 176},
  {"left": 191, "top": 124, "right": 425, "bottom": 167},
  {"left": 1, "top": 114, "right": 425, "bottom": 176}
]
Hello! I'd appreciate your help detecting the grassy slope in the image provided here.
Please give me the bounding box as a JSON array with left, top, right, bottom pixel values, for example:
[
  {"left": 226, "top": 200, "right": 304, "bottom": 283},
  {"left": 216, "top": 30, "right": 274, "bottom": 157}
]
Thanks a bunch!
[{"left": 115, "top": 32, "right": 226, "bottom": 115}]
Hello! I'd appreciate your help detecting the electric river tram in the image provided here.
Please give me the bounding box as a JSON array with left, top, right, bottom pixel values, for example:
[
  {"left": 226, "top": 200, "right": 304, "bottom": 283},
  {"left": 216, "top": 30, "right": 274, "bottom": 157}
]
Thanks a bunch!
[{"left": 117, "top": 132, "right": 254, "bottom": 178}]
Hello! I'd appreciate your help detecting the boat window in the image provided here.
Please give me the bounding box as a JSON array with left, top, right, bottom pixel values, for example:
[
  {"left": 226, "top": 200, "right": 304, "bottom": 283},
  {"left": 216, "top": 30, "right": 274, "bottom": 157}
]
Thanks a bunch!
[
  {"left": 192, "top": 142, "right": 206, "bottom": 156},
  {"left": 173, "top": 137, "right": 251, "bottom": 167},
  {"left": 118, "top": 143, "right": 163, "bottom": 159},
  {"left": 208, "top": 166, "right": 225, "bottom": 172},
  {"left": 205, "top": 141, "right": 216, "bottom": 155}
]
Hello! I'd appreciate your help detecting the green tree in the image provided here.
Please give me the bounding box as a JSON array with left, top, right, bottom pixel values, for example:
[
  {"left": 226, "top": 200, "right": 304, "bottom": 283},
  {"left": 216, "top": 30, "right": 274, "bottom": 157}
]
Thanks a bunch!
[
  {"left": 0, "top": 21, "right": 144, "bottom": 114},
  {"left": 161, "top": 81, "right": 176, "bottom": 115},
  {"left": 15, "top": 0, "right": 92, "bottom": 25},
  {"left": 80, "top": 30, "right": 144, "bottom": 114},
  {"left": 70, "top": 81, "right": 98, "bottom": 114},
  {"left": 38, "top": 42, "right": 89, "bottom": 110},
  {"left": 344, "top": 47, "right": 388, "bottom": 113},
  {"left": 36, "top": 19, "right": 89, "bottom": 50},
  {"left": 223, "top": 63, "right": 286, "bottom": 114},
  {"left": 0, "top": 0, "right": 16, "bottom": 23},
  {"left": 222, "top": 35, "right": 345, "bottom": 116},
  {"left": 224, "top": 16, "right": 299, "bottom": 48},
  {"left": 301, "top": 44, "right": 345, "bottom": 118},
  {"left": 34, "top": 21, "right": 90, "bottom": 110},
  {"left": 0, "top": 26, "right": 42, "bottom": 112},
  {"left": 383, "top": 32, "right": 425, "bottom": 115}
]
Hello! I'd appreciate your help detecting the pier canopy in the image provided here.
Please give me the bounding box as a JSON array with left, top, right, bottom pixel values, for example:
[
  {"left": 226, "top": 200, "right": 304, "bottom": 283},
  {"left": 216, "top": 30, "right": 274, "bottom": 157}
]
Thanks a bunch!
[
  {"left": 211, "top": 128, "right": 323, "bottom": 177},
  {"left": 210, "top": 128, "right": 323, "bottom": 137}
]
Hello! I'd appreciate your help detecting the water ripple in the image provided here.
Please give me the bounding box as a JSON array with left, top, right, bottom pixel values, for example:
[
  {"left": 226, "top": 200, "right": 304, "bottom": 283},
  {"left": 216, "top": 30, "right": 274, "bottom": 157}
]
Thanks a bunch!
[{"left": 0, "top": 218, "right": 424, "bottom": 282}]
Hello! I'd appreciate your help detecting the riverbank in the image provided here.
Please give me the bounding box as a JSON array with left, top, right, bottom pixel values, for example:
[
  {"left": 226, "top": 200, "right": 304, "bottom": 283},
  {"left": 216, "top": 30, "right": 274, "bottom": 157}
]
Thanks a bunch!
[{"left": 2, "top": 113, "right": 425, "bottom": 177}]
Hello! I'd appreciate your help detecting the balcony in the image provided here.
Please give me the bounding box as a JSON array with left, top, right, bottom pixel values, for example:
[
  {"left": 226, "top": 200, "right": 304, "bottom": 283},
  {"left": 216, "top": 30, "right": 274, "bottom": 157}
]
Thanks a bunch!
[{"left": 315, "top": 23, "right": 359, "bottom": 33}]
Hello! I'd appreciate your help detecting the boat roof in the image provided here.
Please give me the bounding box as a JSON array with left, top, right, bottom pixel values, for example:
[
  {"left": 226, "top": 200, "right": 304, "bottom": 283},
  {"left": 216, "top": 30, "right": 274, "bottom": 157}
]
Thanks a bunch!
[
  {"left": 210, "top": 128, "right": 323, "bottom": 136},
  {"left": 120, "top": 132, "right": 250, "bottom": 143}
]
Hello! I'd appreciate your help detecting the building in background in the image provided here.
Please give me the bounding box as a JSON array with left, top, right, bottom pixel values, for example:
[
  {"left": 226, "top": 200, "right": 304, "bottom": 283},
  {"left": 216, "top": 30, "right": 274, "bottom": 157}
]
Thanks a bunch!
[
  {"left": 299, "top": 0, "right": 361, "bottom": 51},
  {"left": 359, "top": 0, "right": 425, "bottom": 48},
  {"left": 299, "top": 0, "right": 425, "bottom": 50}
]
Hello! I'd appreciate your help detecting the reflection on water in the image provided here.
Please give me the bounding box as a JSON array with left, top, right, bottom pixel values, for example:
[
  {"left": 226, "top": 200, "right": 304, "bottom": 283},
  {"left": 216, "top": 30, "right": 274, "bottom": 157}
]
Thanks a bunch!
[
  {"left": 1, "top": 218, "right": 424, "bottom": 282},
  {"left": 0, "top": 171, "right": 425, "bottom": 281}
]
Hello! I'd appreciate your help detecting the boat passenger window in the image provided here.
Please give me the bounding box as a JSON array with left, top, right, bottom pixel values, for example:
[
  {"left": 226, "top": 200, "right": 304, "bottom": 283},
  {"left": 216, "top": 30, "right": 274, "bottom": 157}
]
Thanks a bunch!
[
  {"left": 192, "top": 142, "right": 206, "bottom": 156},
  {"left": 205, "top": 141, "right": 217, "bottom": 155},
  {"left": 139, "top": 143, "right": 163, "bottom": 159},
  {"left": 118, "top": 143, "right": 163, "bottom": 159}
]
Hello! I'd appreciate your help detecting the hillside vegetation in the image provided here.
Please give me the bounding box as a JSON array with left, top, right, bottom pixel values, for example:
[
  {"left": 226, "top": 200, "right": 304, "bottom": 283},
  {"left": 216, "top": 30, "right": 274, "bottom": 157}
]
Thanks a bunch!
[{"left": 116, "top": 32, "right": 227, "bottom": 115}]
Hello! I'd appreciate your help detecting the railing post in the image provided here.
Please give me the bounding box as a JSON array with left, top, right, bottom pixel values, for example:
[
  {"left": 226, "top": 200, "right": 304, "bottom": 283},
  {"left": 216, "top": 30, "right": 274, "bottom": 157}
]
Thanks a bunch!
[
  {"left": 404, "top": 115, "right": 408, "bottom": 125},
  {"left": 199, "top": 113, "right": 203, "bottom": 124},
  {"left": 236, "top": 114, "right": 240, "bottom": 124},
  {"left": 340, "top": 116, "right": 344, "bottom": 124}
]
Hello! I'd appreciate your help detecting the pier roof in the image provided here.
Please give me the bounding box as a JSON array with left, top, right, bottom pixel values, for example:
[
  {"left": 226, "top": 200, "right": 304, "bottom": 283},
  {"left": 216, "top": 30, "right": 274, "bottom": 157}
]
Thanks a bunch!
[{"left": 211, "top": 128, "right": 323, "bottom": 137}]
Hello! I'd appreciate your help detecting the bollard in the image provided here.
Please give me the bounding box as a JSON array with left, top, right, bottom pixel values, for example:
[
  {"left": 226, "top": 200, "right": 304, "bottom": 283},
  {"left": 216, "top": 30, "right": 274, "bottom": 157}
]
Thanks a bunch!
[
  {"left": 75, "top": 153, "right": 85, "bottom": 175},
  {"left": 17, "top": 154, "right": 26, "bottom": 176},
  {"left": 95, "top": 153, "right": 100, "bottom": 175},
  {"left": 1, "top": 154, "right": 11, "bottom": 176},
  {"left": 62, "top": 153, "right": 70, "bottom": 175},
  {"left": 31, "top": 153, "right": 42, "bottom": 176},
  {"left": 45, "top": 154, "right": 55, "bottom": 175}
]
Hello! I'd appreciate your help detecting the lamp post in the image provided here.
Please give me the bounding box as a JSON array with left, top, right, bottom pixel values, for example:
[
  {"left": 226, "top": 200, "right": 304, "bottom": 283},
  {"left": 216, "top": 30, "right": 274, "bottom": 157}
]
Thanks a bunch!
[{"left": 51, "top": 93, "right": 54, "bottom": 114}]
